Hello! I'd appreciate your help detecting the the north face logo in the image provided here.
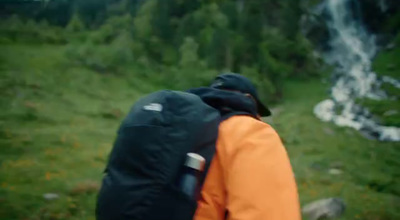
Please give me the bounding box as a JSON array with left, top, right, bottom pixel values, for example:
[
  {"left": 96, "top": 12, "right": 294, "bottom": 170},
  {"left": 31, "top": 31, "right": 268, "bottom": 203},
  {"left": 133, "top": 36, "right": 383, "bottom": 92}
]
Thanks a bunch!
[{"left": 143, "top": 103, "right": 163, "bottom": 112}]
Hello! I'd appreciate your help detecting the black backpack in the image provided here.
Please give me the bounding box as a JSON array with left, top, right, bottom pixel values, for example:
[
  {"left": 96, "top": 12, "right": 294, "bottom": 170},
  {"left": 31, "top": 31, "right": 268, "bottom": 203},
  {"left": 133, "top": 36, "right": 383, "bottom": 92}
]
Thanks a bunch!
[{"left": 96, "top": 90, "right": 221, "bottom": 220}]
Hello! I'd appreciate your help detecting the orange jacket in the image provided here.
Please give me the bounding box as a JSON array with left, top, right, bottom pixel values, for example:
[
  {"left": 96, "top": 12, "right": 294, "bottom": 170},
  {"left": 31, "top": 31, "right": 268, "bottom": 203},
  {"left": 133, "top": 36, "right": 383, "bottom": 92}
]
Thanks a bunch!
[{"left": 194, "top": 115, "right": 301, "bottom": 220}]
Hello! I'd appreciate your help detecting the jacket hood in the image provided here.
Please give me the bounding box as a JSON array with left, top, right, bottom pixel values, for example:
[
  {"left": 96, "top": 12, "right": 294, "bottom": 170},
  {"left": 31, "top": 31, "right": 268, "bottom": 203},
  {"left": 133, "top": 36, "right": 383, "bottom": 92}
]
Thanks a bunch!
[{"left": 187, "top": 87, "right": 259, "bottom": 119}]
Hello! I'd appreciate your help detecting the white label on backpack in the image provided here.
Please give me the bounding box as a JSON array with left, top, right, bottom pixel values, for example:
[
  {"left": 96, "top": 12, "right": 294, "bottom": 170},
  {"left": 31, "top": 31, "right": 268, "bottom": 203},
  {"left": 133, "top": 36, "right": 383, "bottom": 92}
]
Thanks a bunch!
[{"left": 143, "top": 103, "right": 163, "bottom": 112}]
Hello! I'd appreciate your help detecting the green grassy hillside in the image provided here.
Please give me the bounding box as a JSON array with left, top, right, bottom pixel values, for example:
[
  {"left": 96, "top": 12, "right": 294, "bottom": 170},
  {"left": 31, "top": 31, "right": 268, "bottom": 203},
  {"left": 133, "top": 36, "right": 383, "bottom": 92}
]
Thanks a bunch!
[
  {"left": 0, "top": 45, "right": 153, "bottom": 220},
  {"left": 366, "top": 35, "right": 400, "bottom": 127},
  {"left": 0, "top": 45, "right": 399, "bottom": 220}
]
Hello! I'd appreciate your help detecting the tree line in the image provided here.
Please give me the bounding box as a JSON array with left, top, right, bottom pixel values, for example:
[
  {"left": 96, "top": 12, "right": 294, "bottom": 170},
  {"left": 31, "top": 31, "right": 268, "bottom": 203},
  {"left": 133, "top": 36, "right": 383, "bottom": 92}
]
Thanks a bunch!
[{"left": 0, "top": 0, "right": 323, "bottom": 102}]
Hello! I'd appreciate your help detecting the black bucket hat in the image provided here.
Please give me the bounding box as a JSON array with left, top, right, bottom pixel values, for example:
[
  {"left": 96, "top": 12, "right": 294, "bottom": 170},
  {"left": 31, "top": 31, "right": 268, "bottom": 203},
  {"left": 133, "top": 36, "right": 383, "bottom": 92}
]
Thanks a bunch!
[{"left": 210, "top": 73, "right": 272, "bottom": 117}]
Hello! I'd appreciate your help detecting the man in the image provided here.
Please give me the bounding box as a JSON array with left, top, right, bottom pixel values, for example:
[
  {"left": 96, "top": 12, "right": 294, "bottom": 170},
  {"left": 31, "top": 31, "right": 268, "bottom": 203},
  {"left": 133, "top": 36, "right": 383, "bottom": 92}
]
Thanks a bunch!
[{"left": 191, "top": 73, "right": 301, "bottom": 220}]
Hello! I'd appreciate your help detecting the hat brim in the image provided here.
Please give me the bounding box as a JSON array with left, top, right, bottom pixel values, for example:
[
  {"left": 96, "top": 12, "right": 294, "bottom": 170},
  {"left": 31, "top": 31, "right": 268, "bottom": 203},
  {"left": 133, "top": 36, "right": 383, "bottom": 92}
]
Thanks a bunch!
[{"left": 256, "top": 100, "right": 272, "bottom": 117}]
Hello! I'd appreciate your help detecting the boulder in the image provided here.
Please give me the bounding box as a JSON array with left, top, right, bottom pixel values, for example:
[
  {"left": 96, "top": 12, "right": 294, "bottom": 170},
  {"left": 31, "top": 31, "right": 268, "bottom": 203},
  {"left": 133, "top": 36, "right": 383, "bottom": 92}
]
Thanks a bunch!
[
  {"left": 383, "top": 110, "right": 398, "bottom": 116},
  {"left": 302, "top": 198, "right": 346, "bottom": 220},
  {"left": 43, "top": 193, "right": 60, "bottom": 201},
  {"left": 328, "top": 168, "right": 343, "bottom": 175}
]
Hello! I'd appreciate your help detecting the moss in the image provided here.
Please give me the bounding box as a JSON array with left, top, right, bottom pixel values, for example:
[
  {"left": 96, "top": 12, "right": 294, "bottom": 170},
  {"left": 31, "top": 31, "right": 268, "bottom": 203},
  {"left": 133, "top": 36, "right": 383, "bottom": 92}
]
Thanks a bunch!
[
  {"left": 381, "top": 82, "right": 400, "bottom": 99},
  {"left": 358, "top": 98, "right": 400, "bottom": 127},
  {"left": 368, "top": 34, "right": 400, "bottom": 127},
  {"left": 384, "top": 12, "right": 400, "bottom": 34},
  {"left": 373, "top": 34, "right": 400, "bottom": 79}
]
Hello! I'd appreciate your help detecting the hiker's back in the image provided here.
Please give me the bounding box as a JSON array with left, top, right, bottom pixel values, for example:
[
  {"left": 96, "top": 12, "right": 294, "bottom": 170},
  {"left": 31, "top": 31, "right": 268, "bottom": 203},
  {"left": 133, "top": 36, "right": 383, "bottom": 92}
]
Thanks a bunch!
[{"left": 195, "top": 115, "right": 301, "bottom": 220}]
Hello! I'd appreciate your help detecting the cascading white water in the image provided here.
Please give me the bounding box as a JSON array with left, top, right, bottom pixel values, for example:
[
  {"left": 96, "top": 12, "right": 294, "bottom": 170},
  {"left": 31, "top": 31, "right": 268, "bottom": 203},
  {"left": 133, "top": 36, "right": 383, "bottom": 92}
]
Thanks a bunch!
[
  {"left": 379, "top": 0, "right": 388, "bottom": 12},
  {"left": 313, "top": 0, "right": 400, "bottom": 141}
]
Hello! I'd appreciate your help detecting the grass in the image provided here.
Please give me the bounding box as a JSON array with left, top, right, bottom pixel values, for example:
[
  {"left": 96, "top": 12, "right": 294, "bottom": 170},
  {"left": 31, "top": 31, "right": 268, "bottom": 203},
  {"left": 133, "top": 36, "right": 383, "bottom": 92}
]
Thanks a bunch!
[
  {"left": 0, "top": 44, "right": 399, "bottom": 220},
  {"left": 0, "top": 44, "right": 155, "bottom": 220}
]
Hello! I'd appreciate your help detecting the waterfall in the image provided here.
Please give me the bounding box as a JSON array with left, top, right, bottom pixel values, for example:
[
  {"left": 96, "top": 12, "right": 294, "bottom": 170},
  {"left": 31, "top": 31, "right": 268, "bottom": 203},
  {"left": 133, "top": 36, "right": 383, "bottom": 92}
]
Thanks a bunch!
[
  {"left": 313, "top": 0, "right": 400, "bottom": 141},
  {"left": 379, "top": 0, "right": 388, "bottom": 12}
]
